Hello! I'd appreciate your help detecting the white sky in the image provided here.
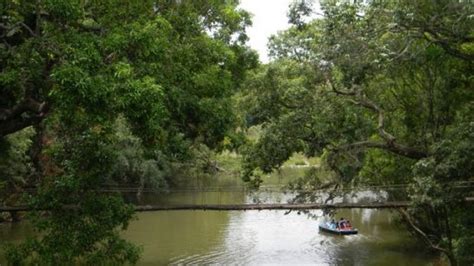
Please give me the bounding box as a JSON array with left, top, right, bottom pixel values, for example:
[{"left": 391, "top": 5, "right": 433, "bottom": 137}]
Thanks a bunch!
[
  {"left": 239, "top": 0, "right": 321, "bottom": 63},
  {"left": 239, "top": 0, "right": 294, "bottom": 63}
]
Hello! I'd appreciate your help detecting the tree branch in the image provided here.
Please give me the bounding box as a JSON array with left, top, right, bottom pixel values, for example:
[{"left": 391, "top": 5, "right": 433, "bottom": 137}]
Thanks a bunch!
[
  {"left": 398, "top": 208, "right": 448, "bottom": 254},
  {"left": 0, "top": 98, "right": 46, "bottom": 122},
  {"left": 326, "top": 79, "right": 356, "bottom": 96},
  {"left": 431, "top": 38, "right": 474, "bottom": 62},
  {"left": 325, "top": 78, "right": 428, "bottom": 159},
  {"left": 397, "top": 23, "right": 474, "bottom": 62},
  {"left": 20, "top": 22, "right": 37, "bottom": 37},
  {"left": 0, "top": 22, "right": 37, "bottom": 38},
  {"left": 0, "top": 98, "right": 48, "bottom": 137},
  {"left": 35, "top": 0, "right": 41, "bottom": 36},
  {"left": 0, "top": 114, "right": 45, "bottom": 137},
  {"left": 353, "top": 89, "right": 397, "bottom": 143},
  {"left": 327, "top": 79, "right": 396, "bottom": 142}
]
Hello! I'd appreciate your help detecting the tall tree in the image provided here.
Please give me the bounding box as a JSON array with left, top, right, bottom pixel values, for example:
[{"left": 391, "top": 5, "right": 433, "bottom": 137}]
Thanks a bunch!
[
  {"left": 242, "top": 1, "right": 473, "bottom": 264},
  {"left": 1, "top": 0, "right": 256, "bottom": 264}
]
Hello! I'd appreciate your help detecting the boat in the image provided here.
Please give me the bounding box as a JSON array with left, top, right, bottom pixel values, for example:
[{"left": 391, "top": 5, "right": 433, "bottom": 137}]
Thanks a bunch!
[{"left": 319, "top": 222, "right": 358, "bottom": 235}]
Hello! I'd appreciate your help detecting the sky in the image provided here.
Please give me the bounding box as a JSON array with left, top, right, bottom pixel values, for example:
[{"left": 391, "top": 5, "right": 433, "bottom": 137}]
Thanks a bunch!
[
  {"left": 239, "top": 0, "right": 294, "bottom": 63},
  {"left": 239, "top": 0, "right": 321, "bottom": 63}
]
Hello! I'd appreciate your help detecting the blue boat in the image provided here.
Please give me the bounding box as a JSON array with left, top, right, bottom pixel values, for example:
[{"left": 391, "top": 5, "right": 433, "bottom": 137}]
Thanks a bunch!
[{"left": 319, "top": 222, "right": 358, "bottom": 235}]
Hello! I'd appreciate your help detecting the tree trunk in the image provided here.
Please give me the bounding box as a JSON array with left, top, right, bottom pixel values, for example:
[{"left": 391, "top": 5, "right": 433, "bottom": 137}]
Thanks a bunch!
[
  {"left": 445, "top": 251, "right": 457, "bottom": 266},
  {"left": 29, "top": 123, "right": 45, "bottom": 183}
]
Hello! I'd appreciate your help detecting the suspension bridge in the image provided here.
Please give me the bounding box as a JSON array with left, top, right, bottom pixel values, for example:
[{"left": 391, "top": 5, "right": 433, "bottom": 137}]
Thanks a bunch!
[
  {"left": 1, "top": 181, "right": 473, "bottom": 213},
  {"left": 0, "top": 201, "right": 415, "bottom": 213}
]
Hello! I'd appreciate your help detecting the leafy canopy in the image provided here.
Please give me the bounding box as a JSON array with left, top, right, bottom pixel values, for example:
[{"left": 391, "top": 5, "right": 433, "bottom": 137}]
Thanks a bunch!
[{"left": 1, "top": 0, "right": 257, "bottom": 264}]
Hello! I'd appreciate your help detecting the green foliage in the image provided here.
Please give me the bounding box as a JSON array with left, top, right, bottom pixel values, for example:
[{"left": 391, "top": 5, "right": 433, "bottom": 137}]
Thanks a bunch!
[
  {"left": 1, "top": 0, "right": 257, "bottom": 264},
  {"left": 5, "top": 196, "right": 141, "bottom": 265},
  {"left": 240, "top": 59, "right": 372, "bottom": 184},
  {"left": 0, "top": 127, "right": 34, "bottom": 204},
  {"left": 4, "top": 117, "right": 143, "bottom": 264},
  {"left": 358, "top": 149, "right": 415, "bottom": 186},
  {"left": 287, "top": 0, "right": 315, "bottom": 29},
  {"left": 108, "top": 117, "right": 169, "bottom": 192},
  {"left": 429, "top": 106, "right": 474, "bottom": 182},
  {"left": 241, "top": 1, "right": 473, "bottom": 264}
]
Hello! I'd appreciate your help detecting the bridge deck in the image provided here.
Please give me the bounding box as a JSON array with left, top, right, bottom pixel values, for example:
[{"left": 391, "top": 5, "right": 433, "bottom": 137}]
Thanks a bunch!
[
  {"left": 3, "top": 198, "right": 473, "bottom": 212},
  {"left": 134, "top": 202, "right": 411, "bottom": 211},
  {"left": 0, "top": 202, "right": 410, "bottom": 212}
]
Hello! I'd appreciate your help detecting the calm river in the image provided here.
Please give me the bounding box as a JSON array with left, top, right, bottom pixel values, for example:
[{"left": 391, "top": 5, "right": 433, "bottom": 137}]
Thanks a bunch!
[{"left": 1, "top": 169, "right": 439, "bottom": 265}]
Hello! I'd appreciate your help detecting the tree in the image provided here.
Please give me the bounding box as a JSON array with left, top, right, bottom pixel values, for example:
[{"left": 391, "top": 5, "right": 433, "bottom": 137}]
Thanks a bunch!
[
  {"left": 241, "top": 1, "right": 473, "bottom": 264},
  {"left": 1, "top": 0, "right": 256, "bottom": 264}
]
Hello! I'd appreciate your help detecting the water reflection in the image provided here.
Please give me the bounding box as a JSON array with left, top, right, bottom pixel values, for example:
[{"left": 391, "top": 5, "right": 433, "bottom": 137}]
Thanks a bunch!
[
  {"left": 122, "top": 179, "right": 434, "bottom": 265},
  {"left": 122, "top": 208, "right": 434, "bottom": 265},
  {"left": 122, "top": 211, "right": 230, "bottom": 265}
]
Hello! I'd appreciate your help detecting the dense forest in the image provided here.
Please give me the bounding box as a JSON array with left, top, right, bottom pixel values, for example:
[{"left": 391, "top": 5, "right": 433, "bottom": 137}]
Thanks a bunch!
[{"left": 1, "top": 0, "right": 473, "bottom": 265}]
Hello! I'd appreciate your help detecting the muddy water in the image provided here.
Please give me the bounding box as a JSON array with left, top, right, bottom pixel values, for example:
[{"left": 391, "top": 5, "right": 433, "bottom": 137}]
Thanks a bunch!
[
  {"left": 0, "top": 168, "right": 437, "bottom": 265},
  {"left": 121, "top": 192, "right": 434, "bottom": 265}
]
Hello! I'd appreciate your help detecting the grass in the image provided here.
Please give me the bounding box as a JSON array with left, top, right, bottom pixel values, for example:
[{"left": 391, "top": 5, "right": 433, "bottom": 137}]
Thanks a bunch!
[
  {"left": 282, "top": 152, "right": 320, "bottom": 168},
  {"left": 215, "top": 150, "right": 241, "bottom": 173}
]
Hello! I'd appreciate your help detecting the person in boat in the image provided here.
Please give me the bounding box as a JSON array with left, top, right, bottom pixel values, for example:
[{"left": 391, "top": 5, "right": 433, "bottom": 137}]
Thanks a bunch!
[
  {"left": 330, "top": 219, "right": 337, "bottom": 229},
  {"left": 345, "top": 220, "right": 352, "bottom": 229},
  {"left": 339, "top": 217, "right": 347, "bottom": 229}
]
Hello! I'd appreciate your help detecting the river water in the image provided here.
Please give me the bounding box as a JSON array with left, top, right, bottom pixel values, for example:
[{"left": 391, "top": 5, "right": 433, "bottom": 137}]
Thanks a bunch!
[{"left": 0, "top": 168, "right": 438, "bottom": 265}]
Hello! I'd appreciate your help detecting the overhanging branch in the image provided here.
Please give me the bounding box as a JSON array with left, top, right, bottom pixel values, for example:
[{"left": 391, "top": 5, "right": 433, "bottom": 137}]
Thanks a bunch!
[
  {"left": 398, "top": 208, "right": 448, "bottom": 254},
  {"left": 326, "top": 78, "right": 428, "bottom": 159},
  {"left": 0, "top": 114, "right": 45, "bottom": 137},
  {"left": 0, "top": 98, "right": 46, "bottom": 122},
  {"left": 0, "top": 98, "right": 48, "bottom": 137}
]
